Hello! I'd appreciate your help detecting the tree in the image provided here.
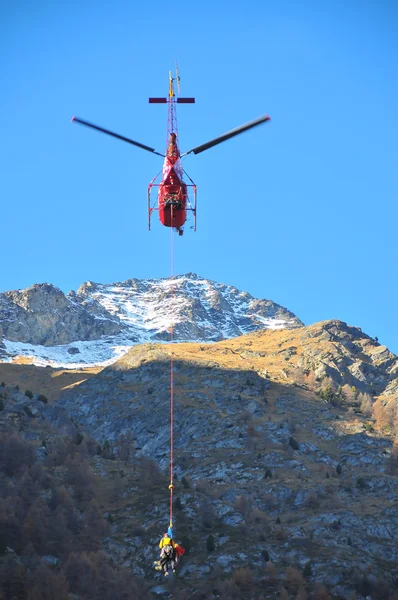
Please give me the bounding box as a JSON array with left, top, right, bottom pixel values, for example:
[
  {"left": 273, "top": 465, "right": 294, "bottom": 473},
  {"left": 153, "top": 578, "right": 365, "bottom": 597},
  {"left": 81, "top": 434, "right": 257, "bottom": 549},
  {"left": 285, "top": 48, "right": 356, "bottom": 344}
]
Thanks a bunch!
[
  {"left": 138, "top": 457, "right": 164, "bottom": 489},
  {"left": 0, "top": 558, "right": 26, "bottom": 600},
  {"left": 206, "top": 534, "right": 215, "bottom": 552},
  {"left": 181, "top": 535, "right": 192, "bottom": 554},
  {"left": 358, "top": 393, "right": 373, "bottom": 416},
  {"left": 305, "top": 371, "right": 317, "bottom": 390},
  {"left": 341, "top": 384, "right": 357, "bottom": 404},
  {"left": 0, "top": 431, "right": 35, "bottom": 477},
  {"left": 200, "top": 497, "right": 214, "bottom": 529},
  {"left": 101, "top": 440, "right": 114, "bottom": 460},
  {"left": 117, "top": 432, "right": 135, "bottom": 466},
  {"left": 389, "top": 442, "right": 398, "bottom": 475},
  {"left": 356, "top": 477, "right": 367, "bottom": 490},
  {"left": 27, "top": 563, "right": 70, "bottom": 600},
  {"left": 373, "top": 397, "right": 396, "bottom": 432},
  {"left": 81, "top": 499, "right": 109, "bottom": 551},
  {"left": 261, "top": 549, "right": 270, "bottom": 561},
  {"left": 65, "top": 457, "right": 96, "bottom": 504},
  {"left": 23, "top": 498, "right": 51, "bottom": 554}
]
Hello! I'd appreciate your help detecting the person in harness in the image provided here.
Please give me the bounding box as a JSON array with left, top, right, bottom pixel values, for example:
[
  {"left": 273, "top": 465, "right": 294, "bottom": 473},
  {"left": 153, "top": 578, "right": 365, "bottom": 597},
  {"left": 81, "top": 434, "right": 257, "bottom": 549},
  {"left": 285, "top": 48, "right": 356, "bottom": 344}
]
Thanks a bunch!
[
  {"left": 157, "top": 529, "right": 185, "bottom": 576},
  {"left": 158, "top": 532, "right": 176, "bottom": 576}
]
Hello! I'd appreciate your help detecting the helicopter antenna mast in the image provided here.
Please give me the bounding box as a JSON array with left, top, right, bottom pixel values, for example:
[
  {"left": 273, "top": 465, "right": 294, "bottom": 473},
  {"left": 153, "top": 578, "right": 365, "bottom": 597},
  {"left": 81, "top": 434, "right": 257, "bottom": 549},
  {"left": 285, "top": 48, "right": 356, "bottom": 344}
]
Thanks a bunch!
[{"left": 167, "top": 70, "right": 178, "bottom": 138}]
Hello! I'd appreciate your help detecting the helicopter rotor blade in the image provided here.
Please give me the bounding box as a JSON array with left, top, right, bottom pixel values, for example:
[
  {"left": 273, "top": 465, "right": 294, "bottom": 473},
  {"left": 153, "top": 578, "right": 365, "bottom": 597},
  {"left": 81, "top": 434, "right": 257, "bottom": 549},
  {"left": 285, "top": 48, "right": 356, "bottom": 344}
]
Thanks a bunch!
[
  {"left": 182, "top": 114, "right": 270, "bottom": 156},
  {"left": 71, "top": 117, "right": 164, "bottom": 156}
]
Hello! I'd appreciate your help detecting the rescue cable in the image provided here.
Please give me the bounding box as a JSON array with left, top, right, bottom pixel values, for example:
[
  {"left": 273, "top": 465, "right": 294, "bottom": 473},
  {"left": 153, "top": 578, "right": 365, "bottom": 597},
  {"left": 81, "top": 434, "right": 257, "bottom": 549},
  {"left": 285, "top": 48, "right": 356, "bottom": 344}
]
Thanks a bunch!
[{"left": 168, "top": 210, "right": 175, "bottom": 536}]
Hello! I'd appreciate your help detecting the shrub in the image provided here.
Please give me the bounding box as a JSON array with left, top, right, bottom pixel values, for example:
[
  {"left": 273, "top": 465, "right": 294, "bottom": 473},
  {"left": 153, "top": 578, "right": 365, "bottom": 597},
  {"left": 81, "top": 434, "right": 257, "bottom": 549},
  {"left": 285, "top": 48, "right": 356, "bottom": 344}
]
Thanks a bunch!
[
  {"left": 206, "top": 534, "right": 215, "bottom": 552},
  {"left": 25, "top": 390, "right": 33, "bottom": 399},
  {"left": 234, "top": 495, "right": 249, "bottom": 515},
  {"left": 313, "top": 583, "right": 331, "bottom": 599},
  {"left": 285, "top": 566, "right": 305, "bottom": 592},
  {"left": 231, "top": 566, "right": 253, "bottom": 588},
  {"left": 297, "top": 586, "right": 309, "bottom": 600},
  {"left": 265, "top": 561, "right": 278, "bottom": 581},
  {"left": 304, "top": 493, "right": 320, "bottom": 509},
  {"left": 364, "top": 422, "right": 374, "bottom": 433},
  {"left": 274, "top": 526, "right": 288, "bottom": 541},
  {"left": 249, "top": 508, "right": 270, "bottom": 526}
]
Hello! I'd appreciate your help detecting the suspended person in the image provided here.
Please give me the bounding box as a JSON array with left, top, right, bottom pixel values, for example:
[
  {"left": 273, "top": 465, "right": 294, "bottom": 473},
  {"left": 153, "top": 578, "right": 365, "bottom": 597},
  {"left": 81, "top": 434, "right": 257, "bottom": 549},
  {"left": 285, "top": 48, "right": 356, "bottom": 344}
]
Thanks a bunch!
[
  {"left": 158, "top": 531, "right": 176, "bottom": 576},
  {"left": 157, "top": 530, "right": 185, "bottom": 576},
  {"left": 173, "top": 542, "right": 185, "bottom": 565}
]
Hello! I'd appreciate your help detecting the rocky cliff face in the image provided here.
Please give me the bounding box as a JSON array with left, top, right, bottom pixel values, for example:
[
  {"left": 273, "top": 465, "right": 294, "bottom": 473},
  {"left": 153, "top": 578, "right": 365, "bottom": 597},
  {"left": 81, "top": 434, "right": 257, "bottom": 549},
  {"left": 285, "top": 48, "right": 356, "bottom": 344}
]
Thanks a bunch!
[
  {"left": 0, "top": 274, "right": 302, "bottom": 367},
  {"left": 53, "top": 320, "right": 398, "bottom": 598},
  {"left": 0, "top": 283, "right": 121, "bottom": 346}
]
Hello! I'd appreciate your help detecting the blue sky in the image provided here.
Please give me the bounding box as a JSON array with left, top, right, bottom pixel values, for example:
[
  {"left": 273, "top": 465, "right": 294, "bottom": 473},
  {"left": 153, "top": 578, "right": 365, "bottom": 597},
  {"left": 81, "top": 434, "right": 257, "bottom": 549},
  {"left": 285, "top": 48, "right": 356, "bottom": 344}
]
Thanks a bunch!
[{"left": 1, "top": 0, "right": 397, "bottom": 352}]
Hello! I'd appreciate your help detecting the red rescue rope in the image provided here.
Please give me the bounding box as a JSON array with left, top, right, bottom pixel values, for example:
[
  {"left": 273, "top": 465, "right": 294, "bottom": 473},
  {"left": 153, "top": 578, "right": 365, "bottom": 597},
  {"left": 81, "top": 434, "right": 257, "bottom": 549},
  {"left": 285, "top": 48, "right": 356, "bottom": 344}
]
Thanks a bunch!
[{"left": 169, "top": 213, "right": 174, "bottom": 530}]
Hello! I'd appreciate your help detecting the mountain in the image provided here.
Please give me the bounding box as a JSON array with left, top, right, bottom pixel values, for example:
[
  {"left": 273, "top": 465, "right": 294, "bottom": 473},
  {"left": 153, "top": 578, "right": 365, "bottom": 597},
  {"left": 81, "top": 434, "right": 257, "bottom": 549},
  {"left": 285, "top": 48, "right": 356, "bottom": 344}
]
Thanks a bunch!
[
  {"left": 0, "top": 274, "right": 302, "bottom": 367},
  {"left": 56, "top": 321, "right": 398, "bottom": 598},
  {"left": 0, "top": 320, "right": 397, "bottom": 599}
]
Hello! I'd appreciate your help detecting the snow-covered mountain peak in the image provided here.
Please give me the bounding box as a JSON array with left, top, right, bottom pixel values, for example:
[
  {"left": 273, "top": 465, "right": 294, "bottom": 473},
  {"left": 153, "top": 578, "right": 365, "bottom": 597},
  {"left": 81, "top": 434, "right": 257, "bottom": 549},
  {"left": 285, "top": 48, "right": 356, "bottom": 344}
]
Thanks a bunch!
[{"left": 0, "top": 274, "right": 302, "bottom": 368}]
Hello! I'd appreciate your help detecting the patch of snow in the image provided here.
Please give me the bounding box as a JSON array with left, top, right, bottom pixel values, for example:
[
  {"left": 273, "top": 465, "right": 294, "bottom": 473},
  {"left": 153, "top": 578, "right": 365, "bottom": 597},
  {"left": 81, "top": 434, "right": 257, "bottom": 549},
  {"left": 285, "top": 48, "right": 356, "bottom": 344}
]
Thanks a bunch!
[{"left": 3, "top": 338, "right": 130, "bottom": 369}]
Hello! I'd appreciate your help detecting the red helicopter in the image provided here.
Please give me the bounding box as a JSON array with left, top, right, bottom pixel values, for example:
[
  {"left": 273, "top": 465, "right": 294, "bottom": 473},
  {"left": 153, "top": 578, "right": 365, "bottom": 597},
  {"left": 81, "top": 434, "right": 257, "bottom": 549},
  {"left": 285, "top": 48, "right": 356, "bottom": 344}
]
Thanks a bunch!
[{"left": 71, "top": 69, "right": 270, "bottom": 236}]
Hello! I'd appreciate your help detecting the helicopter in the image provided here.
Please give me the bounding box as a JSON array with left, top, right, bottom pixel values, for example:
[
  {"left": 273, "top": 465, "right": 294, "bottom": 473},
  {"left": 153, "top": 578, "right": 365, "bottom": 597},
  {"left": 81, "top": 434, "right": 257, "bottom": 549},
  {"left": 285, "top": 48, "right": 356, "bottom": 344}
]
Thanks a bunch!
[{"left": 71, "top": 68, "right": 270, "bottom": 236}]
